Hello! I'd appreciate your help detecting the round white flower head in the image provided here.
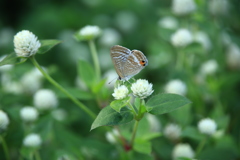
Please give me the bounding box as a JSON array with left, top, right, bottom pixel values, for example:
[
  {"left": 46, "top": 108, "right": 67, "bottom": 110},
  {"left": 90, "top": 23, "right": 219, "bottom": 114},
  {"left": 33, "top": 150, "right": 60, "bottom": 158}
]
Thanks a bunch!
[
  {"left": 226, "top": 44, "right": 240, "bottom": 69},
  {"left": 171, "top": 28, "right": 193, "bottom": 47},
  {"left": 14, "top": 30, "right": 41, "bottom": 57},
  {"left": 164, "top": 123, "right": 181, "bottom": 140},
  {"left": 0, "top": 110, "right": 9, "bottom": 131},
  {"left": 23, "top": 133, "right": 42, "bottom": 147},
  {"left": 112, "top": 85, "right": 129, "bottom": 100},
  {"left": 198, "top": 118, "right": 217, "bottom": 135},
  {"left": 146, "top": 114, "right": 161, "bottom": 132},
  {"left": 208, "top": 0, "right": 229, "bottom": 16},
  {"left": 105, "top": 129, "right": 119, "bottom": 144},
  {"left": 99, "top": 28, "right": 121, "bottom": 47},
  {"left": 0, "top": 55, "right": 13, "bottom": 73},
  {"left": 193, "top": 31, "right": 212, "bottom": 51},
  {"left": 131, "top": 79, "right": 154, "bottom": 99},
  {"left": 51, "top": 109, "right": 67, "bottom": 121},
  {"left": 200, "top": 59, "right": 218, "bottom": 75},
  {"left": 20, "top": 106, "right": 38, "bottom": 122},
  {"left": 165, "top": 79, "right": 187, "bottom": 95},
  {"left": 34, "top": 89, "right": 58, "bottom": 110},
  {"left": 172, "top": 143, "right": 195, "bottom": 160},
  {"left": 78, "top": 25, "right": 101, "bottom": 40},
  {"left": 158, "top": 16, "right": 178, "bottom": 29},
  {"left": 172, "top": 0, "right": 196, "bottom": 16}
]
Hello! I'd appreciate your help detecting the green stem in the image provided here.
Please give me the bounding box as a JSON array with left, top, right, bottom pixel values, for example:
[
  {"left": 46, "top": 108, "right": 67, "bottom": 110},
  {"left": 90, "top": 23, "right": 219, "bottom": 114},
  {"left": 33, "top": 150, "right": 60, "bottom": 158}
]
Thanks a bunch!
[
  {"left": 128, "top": 102, "right": 138, "bottom": 115},
  {"left": 196, "top": 137, "right": 206, "bottom": 157},
  {"left": 88, "top": 40, "right": 100, "bottom": 81},
  {"left": 130, "top": 120, "right": 139, "bottom": 147},
  {"left": 0, "top": 136, "right": 10, "bottom": 160},
  {"left": 176, "top": 50, "right": 184, "bottom": 70},
  {"left": 34, "top": 150, "right": 41, "bottom": 160},
  {"left": 30, "top": 56, "right": 96, "bottom": 119}
]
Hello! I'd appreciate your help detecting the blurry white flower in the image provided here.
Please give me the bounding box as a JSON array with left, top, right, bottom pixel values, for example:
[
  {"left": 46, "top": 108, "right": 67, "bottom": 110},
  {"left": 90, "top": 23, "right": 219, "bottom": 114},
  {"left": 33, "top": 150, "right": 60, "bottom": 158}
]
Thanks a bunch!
[
  {"left": 99, "top": 28, "right": 121, "bottom": 46},
  {"left": 51, "top": 109, "right": 67, "bottom": 121},
  {"left": 23, "top": 133, "right": 42, "bottom": 147},
  {"left": 172, "top": 0, "right": 196, "bottom": 16},
  {"left": 14, "top": 30, "right": 41, "bottom": 57},
  {"left": 226, "top": 44, "right": 240, "bottom": 69},
  {"left": 0, "top": 55, "right": 13, "bottom": 72},
  {"left": 200, "top": 59, "right": 218, "bottom": 75},
  {"left": 164, "top": 123, "right": 181, "bottom": 140},
  {"left": 20, "top": 106, "right": 38, "bottom": 122},
  {"left": 172, "top": 143, "right": 195, "bottom": 160},
  {"left": 158, "top": 16, "right": 178, "bottom": 29},
  {"left": 131, "top": 79, "right": 154, "bottom": 99},
  {"left": 213, "top": 130, "right": 224, "bottom": 139},
  {"left": 165, "top": 79, "right": 187, "bottom": 95},
  {"left": 103, "top": 69, "right": 118, "bottom": 88},
  {"left": 171, "top": 28, "right": 193, "bottom": 47},
  {"left": 34, "top": 89, "right": 58, "bottom": 110},
  {"left": 146, "top": 114, "right": 161, "bottom": 132},
  {"left": 3, "top": 81, "right": 24, "bottom": 95},
  {"left": 209, "top": 0, "right": 229, "bottom": 16},
  {"left": 198, "top": 118, "right": 217, "bottom": 135},
  {"left": 105, "top": 129, "right": 120, "bottom": 144},
  {"left": 115, "top": 11, "right": 138, "bottom": 33},
  {"left": 194, "top": 31, "right": 212, "bottom": 51},
  {"left": 0, "top": 110, "right": 9, "bottom": 131},
  {"left": 78, "top": 25, "right": 101, "bottom": 40},
  {"left": 112, "top": 85, "right": 129, "bottom": 100}
]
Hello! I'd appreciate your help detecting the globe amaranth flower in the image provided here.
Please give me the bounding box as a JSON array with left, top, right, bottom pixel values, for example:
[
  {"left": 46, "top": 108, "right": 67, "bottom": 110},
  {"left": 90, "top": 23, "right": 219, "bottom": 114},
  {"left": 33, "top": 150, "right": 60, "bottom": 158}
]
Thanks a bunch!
[
  {"left": 193, "top": 31, "right": 212, "bottom": 51},
  {"left": 105, "top": 129, "right": 120, "bottom": 144},
  {"left": 172, "top": 143, "right": 195, "bottom": 160},
  {"left": 198, "top": 118, "right": 217, "bottom": 135},
  {"left": 158, "top": 16, "right": 178, "bottom": 29},
  {"left": 20, "top": 106, "right": 38, "bottom": 122},
  {"left": 23, "top": 133, "right": 42, "bottom": 147},
  {"left": 172, "top": 0, "right": 196, "bottom": 16},
  {"left": 200, "top": 59, "right": 218, "bottom": 75},
  {"left": 77, "top": 25, "right": 101, "bottom": 41},
  {"left": 171, "top": 28, "right": 193, "bottom": 47},
  {"left": 165, "top": 79, "right": 187, "bottom": 96},
  {"left": 112, "top": 85, "right": 129, "bottom": 100},
  {"left": 0, "top": 110, "right": 9, "bottom": 131},
  {"left": 14, "top": 30, "right": 41, "bottom": 57},
  {"left": 164, "top": 123, "right": 181, "bottom": 140},
  {"left": 146, "top": 114, "right": 161, "bottom": 132},
  {"left": 131, "top": 79, "right": 154, "bottom": 99},
  {"left": 34, "top": 89, "right": 58, "bottom": 110},
  {"left": 226, "top": 44, "right": 240, "bottom": 69}
]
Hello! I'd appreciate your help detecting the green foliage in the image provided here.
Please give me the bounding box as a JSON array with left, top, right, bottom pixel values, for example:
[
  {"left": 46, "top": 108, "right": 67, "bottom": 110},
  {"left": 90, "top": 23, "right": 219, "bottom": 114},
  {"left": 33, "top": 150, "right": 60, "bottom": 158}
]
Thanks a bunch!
[
  {"left": 0, "top": 52, "right": 27, "bottom": 66},
  {"left": 37, "top": 40, "right": 61, "bottom": 54},
  {"left": 110, "top": 96, "right": 131, "bottom": 113}
]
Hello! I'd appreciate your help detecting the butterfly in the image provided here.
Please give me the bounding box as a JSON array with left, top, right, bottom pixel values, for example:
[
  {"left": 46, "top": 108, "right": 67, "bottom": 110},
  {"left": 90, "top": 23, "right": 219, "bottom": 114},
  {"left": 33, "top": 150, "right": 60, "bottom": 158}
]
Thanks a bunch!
[{"left": 110, "top": 45, "right": 148, "bottom": 81}]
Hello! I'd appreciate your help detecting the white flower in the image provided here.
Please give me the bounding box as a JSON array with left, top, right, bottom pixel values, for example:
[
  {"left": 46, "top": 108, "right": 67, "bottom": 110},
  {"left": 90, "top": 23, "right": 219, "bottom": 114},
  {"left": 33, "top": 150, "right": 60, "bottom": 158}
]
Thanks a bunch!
[
  {"left": 226, "top": 44, "right": 240, "bottom": 69},
  {"left": 99, "top": 28, "right": 121, "bottom": 46},
  {"left": 14, "top": 30, "right": 41, "bottom": 57},
  {"left": 200, "top": 59, "right": 218, "bottom": 75},
  {"left": 158, "top": 16, "right": 178, "bottom": 29},
  {"left": 208, "top": 0, "right": 229, "bottom": 16},
  {"left": 213, "top": 130, "right": 224, "bottom": 139},
  {"left": 146, "top": 114, "right": 161, "bottom": 132},
  {"left": 131, "top": 79, "right": 154, "bottom": 99},
  {"left": 164, "top": 123, "right": 181, "bottom": 140},
  {"left": 0, "top": 110, "right": 9, "bottom": 131},
  {"left": 78, "top": 25, "right": 101, "bottom": 40},
  {"left": 165, "top": 79, "right": 187, "bottom": 95},
  {"left": 0, "top": 55, "right": 13, "bottom": 73},
  {"left": 198, "top": 118, "right": 217, "bottom": 135},
  {"left": 193, "top": 31, "right": 212, "bottom": 51},
  {"left": 20, "top": 106, "right": 38, "bottom": 122},
  {"left": 51, "top": 109, "right": 67, "bottom": 121},
  {"left": 112, "top": 85, "right": 129, "bottom": 100},
  {"left": 171, "top": 28, "right": 193, "bottom": 47},
  {"left": 172, "top": 0, "right": 196, "bottom": 16},
  {"left": 105, "top": 129, "right": 119, "bottom": 144},
  {"left": 34, "top": 89, "right": 58, "bottom": 110},
  {"left": 3, "top": 81, "right": 24, "bottom": 95},
  {"left": 172, "top": 143, "right": 195, "bottom": 160},
  {"left": 23, "top": 133, "right": 42, "bottom": 147}
]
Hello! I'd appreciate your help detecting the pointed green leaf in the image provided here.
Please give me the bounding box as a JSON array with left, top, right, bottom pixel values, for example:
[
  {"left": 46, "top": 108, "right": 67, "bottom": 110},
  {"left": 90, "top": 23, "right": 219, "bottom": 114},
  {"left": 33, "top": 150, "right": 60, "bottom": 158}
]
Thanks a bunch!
[
  {"left": 133, "top": 139, "right": 151, "bottom": 154},
  {"left": 92, "top": 78, "right": 106, "bottom": 94},
  {"left": 110, "top": 96, "right": 131, "bottom": 113},
  {"left": 141, "top": 132, "right": 161, "bottom": 141},
  {"left": 146, "top": 93, "right": 191, "bottom": 115},
  {"left": 0, "top": 52, "right": 28, "bottom": 66},
  {"left": 91, "top": 106, "right": 134, "bottom": 130},
  {"left": 78, "top": 60, "right": 96, "bottom": 88},
  {"left": 37, "top": 40, "right": 61, "bottom": 54}
]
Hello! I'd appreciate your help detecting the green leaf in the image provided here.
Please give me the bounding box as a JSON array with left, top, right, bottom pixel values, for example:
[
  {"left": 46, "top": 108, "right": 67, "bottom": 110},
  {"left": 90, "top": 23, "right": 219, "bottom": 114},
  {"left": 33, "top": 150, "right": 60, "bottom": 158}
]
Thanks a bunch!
[
  {"left": 0, "top": 52, "right": 27, "bottom": 66},
  {"left": 91, "top": 106, "right": 134, "bottom": 130},
  {"left": 37, "top": 40, "right": 61, "bottom": 54},
  {"left": 110, "top": 96, "right": 131, "bottom": 113},
  {"left": 92, "top": 78, "right": 106, "bottom": 94},
  {"left": 55, "top": 87, "right": 93, "bottom": 100},
  {"left": 78, "top": 59, "right": 96, "bottom": 88},
  {"left": 146, "top": 93, "right": 191, "bottom": 115},
  {"left": 181, "top": 126, "right": 203, "bottom": 141},
  {"left": 133, "top": 139, "right": 151, "bottom": 154},
  {"left": 141, "top": 132, "right": 161, "bottom": 141}
]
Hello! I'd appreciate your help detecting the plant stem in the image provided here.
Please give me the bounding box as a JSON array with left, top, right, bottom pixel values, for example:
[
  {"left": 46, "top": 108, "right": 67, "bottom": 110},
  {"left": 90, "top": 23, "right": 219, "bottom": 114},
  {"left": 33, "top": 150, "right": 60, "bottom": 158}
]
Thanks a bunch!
[
  {"left": 130, "top": 120, "right": 139, "bottom": 147},
  {"left": 196, "top": 137, "right": 206, "bottom": 157},
  {"left": 176, "top": 50, "right": 184, "bottom": 70},
  {"left": 0, "top": 136, "right": 10, "bottom": 160},
  {"left": 30, "top": 56, "right": 96, "bottom": 119},
  {"left": 34, "top": 150, "right": 41, "bottom": 160},
  {"left": 88, "top": 40, "right": 100, "bottom": 81}
]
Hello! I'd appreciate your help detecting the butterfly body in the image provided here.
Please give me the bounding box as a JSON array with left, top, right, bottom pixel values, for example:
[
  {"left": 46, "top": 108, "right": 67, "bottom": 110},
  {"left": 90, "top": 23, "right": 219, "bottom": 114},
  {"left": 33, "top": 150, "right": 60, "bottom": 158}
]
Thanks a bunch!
[{"left": 110, "top": 45, "right": 148, "bottom": 81}]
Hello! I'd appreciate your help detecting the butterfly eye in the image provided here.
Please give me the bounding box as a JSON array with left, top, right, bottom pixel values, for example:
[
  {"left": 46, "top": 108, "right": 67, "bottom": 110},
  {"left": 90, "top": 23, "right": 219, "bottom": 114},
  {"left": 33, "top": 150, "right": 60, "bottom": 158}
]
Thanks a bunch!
[{"left": 140, "top": 60, "right": 146, "bottom": 66}]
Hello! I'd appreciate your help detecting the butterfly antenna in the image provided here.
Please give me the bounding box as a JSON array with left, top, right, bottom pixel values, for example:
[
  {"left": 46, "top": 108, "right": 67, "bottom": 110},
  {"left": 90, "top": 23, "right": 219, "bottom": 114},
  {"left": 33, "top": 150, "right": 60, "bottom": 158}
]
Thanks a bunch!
[{"left": 108, "top": 76, "right": 118, "bottom": 84}]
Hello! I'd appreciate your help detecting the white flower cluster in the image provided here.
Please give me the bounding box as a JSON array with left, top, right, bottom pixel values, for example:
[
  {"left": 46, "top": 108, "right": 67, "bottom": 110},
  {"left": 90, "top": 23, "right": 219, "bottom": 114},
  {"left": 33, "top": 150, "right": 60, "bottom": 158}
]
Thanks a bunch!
[
  {"left": 51, "top": 109, "right": 67, "bottom": 121},
  {"left": 105, "top": 129, "right": 120, "bottom": 144},
  {"left": 198, "top": 118, "right": 217, "bottom": 135},
  {"left": 112, "top": 85, "right": 129, "bottom": 100},
  {"left": 34, "top": 89, "right": 58, "bottom": 110},
  {"left": 146, "top": 114, "right": 161, "bottom": 132},
  {"left": 200, "top": 59, "right": 218, "bottom": 76},
  {"left": 23, "top": 133, "right": 42, "bottom": 147},
  {"left": 158, "top": 16, "right": 178, "bottom": 29},
  {"left": 131, "top": 79, "right": 154, "bottom": 99},
  {"left": 172, "top": 0, "right": 196, "bottom": 16},
  {"left": 172, "top": 143, "right": 195, "bottom": 160},
  {"left": 165, "top": 79, "right": 187, "bottom": 96},
  {"left": 208, "top": 0, "right": 229, "bottom": 16},
  {"left": 226, "top": 44, "right": 240, "bottom": 69},
  {"left": 14, "top": 30, "right": 41, "bottom": 57},
  {"left": 20, "top": 106, "right": 38, "bottom": 122},
  {"left": 164, "top": 123, "right": 181, "bottom": 140},
  {"left": 171, "top": 28, "right": 193, "bottom": 47},
  {"left": 78, "top": 25, "right": 101, "bottom": 40},
  {"left": 0, "top": 110, "right": 9, "bottom": 131},
  {"left": 193, "top": 31, "right": 212, "bottom": 51}
]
